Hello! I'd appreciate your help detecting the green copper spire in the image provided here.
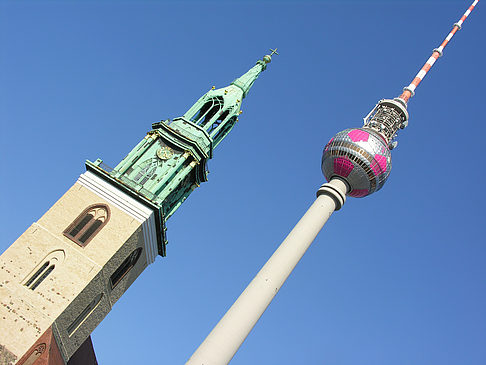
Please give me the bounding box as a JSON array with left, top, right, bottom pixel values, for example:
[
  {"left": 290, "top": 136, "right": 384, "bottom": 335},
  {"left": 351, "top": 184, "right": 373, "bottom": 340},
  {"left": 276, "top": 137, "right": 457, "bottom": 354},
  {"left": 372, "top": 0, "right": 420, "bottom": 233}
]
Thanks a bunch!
[
  {"left": 232, "top": 48, "right": 277, "bottom": 98},
  {"left": 86, "top": 52, "right": 273, "bottom": 256},
  {"left": 182, "top": 50, "right": 276, "bottom": 148}
]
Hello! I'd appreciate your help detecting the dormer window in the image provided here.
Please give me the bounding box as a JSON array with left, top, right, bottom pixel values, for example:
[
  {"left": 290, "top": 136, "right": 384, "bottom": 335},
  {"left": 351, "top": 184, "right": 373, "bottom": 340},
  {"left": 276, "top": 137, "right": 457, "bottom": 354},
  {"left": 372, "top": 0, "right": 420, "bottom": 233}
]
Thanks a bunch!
[{"left": 64, "top": 204, "right": 110, "bottom": 246}]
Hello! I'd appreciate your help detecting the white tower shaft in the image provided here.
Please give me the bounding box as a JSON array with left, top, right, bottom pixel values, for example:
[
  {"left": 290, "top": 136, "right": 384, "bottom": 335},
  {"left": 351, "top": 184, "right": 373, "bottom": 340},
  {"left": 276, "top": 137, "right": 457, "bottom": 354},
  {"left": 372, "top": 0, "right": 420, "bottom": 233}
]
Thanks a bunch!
[{"left": 186, "top": 178, "right": 348, "bottom": 365}]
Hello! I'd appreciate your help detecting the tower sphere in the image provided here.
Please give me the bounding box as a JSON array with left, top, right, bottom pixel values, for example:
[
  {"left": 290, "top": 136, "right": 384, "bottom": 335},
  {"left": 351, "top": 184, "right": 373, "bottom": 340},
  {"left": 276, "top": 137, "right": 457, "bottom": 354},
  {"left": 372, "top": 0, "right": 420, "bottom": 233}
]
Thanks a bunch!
[{"left": 321, "top": 128, "right": 392, "bottom": 197}]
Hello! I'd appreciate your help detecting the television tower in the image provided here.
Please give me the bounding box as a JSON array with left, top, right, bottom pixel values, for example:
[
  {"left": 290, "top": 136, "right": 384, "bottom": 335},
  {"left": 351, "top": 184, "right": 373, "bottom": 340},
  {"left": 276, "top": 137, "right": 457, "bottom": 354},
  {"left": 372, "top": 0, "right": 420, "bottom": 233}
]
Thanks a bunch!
[{"left": 186, "top": 2, "right": 479, "bottom": 364}]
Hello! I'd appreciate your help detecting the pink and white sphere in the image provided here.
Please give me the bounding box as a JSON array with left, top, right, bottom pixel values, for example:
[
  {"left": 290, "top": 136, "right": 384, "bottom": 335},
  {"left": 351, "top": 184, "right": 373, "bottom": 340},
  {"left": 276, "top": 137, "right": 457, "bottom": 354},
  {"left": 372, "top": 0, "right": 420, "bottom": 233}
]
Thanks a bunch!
[{"left": 321, "top": 128, "right": 392, "bottom": 197}]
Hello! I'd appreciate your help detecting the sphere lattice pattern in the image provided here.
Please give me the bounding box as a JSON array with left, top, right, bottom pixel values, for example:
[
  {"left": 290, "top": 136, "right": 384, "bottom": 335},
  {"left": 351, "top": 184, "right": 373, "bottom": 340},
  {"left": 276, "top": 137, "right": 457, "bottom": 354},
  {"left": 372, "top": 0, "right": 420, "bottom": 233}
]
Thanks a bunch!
[{"left": 321, "top": 128, "right": 392, "bottom": 198}]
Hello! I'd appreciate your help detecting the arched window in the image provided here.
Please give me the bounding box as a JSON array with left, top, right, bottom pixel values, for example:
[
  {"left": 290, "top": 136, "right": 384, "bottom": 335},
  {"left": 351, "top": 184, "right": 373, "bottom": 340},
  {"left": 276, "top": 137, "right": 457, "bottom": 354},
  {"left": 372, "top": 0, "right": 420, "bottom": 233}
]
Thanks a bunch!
[
  {"left": 213, "top": 116, "right": 237, "bottom": 146},
  {"left": 64, "top": 204, "right": 110, "bottom": 246},
  {"left": 190, "top": 96, "right": 224, "bottom": 128},
  {"left": 67, "top": 293, "right": 103, "bottom": 336},
  {"left": 23, "top": 250, "right": 65, "bottom": 291},
  {"left": 133, "top": 157, "right": 159, "bottom": 186},
  {"left": 18, "top": 343, "right": 47, "bottom": 365},
  {"left": 208, "top": 109, "right": 230, "bottom": 134},
  {"left": 24, "top": 262, "right": 54, "bottom": 290},
  {"left": 110, "top": 248, "right": 143, "bottom": 289}
]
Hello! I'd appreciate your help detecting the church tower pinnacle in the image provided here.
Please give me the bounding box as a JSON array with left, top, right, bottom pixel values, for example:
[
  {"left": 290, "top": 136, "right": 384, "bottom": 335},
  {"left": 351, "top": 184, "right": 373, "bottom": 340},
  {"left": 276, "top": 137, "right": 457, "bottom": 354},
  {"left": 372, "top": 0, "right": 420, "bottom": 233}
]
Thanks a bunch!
[
  {"left": 0, "top": 51, "right": 273, "bottom": 364},
  {"left": 231, "top": 48, "right": 276, "bottom": 98},
  {"left": 182, "top": 49, "right": 275, "bottom": 148},
  {"left": 90, "top": 51, "right": 274, "bottom": 257}
]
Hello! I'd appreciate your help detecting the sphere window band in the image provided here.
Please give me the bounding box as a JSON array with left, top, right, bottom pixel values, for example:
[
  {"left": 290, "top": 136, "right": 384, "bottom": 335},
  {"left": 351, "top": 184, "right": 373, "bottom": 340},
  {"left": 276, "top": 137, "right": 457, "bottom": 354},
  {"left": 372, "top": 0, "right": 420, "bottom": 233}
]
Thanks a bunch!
[{"left": 322, "top": 128, "right": 391, "bottom": 197}]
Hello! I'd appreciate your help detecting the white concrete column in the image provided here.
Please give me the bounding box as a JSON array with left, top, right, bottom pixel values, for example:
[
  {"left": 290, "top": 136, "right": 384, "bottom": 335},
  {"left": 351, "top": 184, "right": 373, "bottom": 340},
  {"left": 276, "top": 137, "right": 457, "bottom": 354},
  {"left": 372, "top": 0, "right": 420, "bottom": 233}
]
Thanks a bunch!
[{"left": 186, "top": 178, "right": 348, "bottom": 365}]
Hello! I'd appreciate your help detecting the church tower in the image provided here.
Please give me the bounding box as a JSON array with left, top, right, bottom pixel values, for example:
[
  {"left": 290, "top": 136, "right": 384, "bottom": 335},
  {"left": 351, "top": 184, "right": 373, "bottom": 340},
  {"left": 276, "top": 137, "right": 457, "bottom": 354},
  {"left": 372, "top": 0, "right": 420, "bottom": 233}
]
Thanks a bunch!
[{"left": 0, "top": 51, "right": 274, "bottom": 365}]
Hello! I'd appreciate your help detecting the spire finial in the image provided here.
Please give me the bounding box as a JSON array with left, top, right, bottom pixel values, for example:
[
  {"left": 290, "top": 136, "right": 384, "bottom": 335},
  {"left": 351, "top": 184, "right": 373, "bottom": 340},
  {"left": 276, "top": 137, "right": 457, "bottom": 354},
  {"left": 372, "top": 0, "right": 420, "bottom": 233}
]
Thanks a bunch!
[
  {"left": 263, "top": 48, "right": 279, "bottom": 64},
  {"left": 231, "top": 49, "right": 275, "bottom": 98}
]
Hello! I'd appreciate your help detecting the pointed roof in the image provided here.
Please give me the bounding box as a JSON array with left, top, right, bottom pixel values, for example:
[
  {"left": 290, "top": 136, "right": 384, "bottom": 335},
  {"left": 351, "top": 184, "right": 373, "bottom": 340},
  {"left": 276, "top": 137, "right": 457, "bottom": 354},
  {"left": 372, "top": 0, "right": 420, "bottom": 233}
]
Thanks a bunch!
[{"left": 231, "top": 49, "right": 277, "bottom": 98}]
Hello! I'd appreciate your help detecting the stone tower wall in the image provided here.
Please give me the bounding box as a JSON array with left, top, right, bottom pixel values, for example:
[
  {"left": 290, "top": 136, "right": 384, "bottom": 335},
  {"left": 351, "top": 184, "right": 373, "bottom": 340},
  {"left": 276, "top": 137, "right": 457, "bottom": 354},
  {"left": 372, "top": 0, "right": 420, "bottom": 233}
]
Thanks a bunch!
[{"left": 0, "top": 181, "right": 148, "bottom": 363}]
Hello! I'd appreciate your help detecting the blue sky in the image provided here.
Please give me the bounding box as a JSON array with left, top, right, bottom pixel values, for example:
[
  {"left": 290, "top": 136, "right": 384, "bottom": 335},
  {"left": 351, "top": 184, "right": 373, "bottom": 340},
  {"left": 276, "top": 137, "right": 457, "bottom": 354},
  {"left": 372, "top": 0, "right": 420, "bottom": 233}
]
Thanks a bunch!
[{"left": 1, "top": 1, "right": 485, "bottom": 364}]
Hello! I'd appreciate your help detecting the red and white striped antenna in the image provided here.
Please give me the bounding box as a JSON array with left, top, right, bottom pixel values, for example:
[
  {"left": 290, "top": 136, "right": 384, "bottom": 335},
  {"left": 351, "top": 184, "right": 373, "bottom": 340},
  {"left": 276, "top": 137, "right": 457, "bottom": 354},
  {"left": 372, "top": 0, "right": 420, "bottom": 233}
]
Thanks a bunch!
[{"left": 397, "top": 0, "right": 479, "bottom": 105}]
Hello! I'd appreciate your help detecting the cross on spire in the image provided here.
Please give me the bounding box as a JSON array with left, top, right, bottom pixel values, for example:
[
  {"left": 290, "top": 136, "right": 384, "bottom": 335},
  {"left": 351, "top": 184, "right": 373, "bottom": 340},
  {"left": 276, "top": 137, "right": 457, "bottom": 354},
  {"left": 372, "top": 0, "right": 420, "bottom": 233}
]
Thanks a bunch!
[
  {"left": 262, "top": 48, "right": 279, "bottom": 65},
  {"left": 269, "top": 48, "right": 279, "bottom": 56}
]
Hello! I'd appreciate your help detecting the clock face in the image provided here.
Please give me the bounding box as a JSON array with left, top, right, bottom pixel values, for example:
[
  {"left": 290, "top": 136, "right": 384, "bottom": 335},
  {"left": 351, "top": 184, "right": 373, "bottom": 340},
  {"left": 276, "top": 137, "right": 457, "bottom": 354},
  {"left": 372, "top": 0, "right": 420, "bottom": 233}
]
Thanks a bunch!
[{"left": 156, "top": 146, "right": 174, "bottom": 160}]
